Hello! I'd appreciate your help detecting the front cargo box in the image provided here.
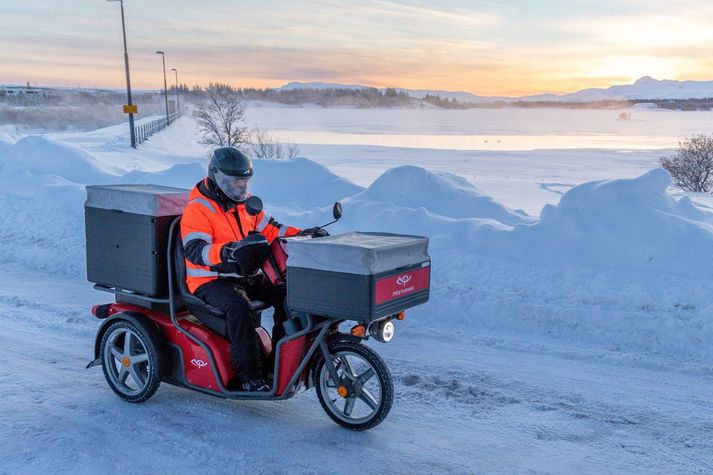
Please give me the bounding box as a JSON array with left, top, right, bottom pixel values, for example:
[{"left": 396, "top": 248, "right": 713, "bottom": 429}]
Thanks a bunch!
[
  {"left": 85, "top": 184, "right": 188, "bottom": 296},
  {"left": 286, "top": 232, "right": 430, "bottom": 321}
]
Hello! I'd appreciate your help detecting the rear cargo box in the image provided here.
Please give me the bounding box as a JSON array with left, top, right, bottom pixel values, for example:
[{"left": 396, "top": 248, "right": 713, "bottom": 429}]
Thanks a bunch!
[
  {"left": 286, "top": 232, "right": 430, "bottom": 321},
  {"left": 85, "top": 184, "right": 188, "bottom": 296}
]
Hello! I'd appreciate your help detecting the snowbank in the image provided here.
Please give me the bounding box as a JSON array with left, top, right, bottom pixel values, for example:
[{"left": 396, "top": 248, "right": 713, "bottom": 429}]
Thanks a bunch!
[
  {"left": 348, "top": 165, "right": 530, "bottom": 225},
  {"left": 2, "top": 135, "right": 113, "bottom": 184},
  {"left": 479, "top": 169, "right": 713, "bottom": 278},
  {"left": 250, "top": 156, "right": 364, "bottom": 210},
  {"left": 116, "top": 156, "right": 364, "bottom": 211},
  {"left": 0, "top": 136, "right": 118, "bottom": 275},
  {"left": 1, "top": 128, "right": 712, "bottom": 363},
  {"left": 117, "top": 162, "right": 206, "bottom": 189}
]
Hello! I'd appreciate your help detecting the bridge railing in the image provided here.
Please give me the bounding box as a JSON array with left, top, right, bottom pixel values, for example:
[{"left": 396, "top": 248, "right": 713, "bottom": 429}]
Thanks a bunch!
[{"left": 134, "top": 111, "right": 183, "bottom": 145}]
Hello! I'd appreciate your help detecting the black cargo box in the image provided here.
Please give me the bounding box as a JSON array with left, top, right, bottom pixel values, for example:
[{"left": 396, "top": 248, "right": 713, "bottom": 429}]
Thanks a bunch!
[
  {"left": 85, "top": 184, "right": 188, "bottom": 296},
  {"left": 286, "top": 232, "right": 430, "bottom": 321}
]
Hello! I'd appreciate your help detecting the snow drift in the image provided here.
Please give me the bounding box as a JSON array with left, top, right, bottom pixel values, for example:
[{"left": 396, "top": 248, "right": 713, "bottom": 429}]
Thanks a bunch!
[
  {"left": 1, "top": 130, "right": 712, "bottom": 362},
  {"left": 478, "top": 169, "right": 713, "bottom": 278},
  {"left": 1, "top": 135, "right": 113, "bottom": 184},
  {"left": 250, "top": 156, "right": 364, "bottom": 210},
  {"left": 116, "top": 156, "right": 364, "bottom": 211},
  {"left": 117, "top": 162, "right": 207, "bottom": 189},
  {"left": 348, "top": 165, "right": 530, "bottom": 225}
]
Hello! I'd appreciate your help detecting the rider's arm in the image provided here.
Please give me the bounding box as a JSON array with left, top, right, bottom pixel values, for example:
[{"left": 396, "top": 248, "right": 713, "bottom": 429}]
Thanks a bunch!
[
  {"left": 181, "top": 202, "right": 231, "bottom": 267},
  {"left": 253, "top": 210, "right": 301, "bottom": 242}
]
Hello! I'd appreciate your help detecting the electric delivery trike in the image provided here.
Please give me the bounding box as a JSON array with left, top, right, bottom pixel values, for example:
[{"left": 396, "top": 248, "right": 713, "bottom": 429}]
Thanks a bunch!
[{"left": 85, "top": 185, "right": 430, "bottom": 431}]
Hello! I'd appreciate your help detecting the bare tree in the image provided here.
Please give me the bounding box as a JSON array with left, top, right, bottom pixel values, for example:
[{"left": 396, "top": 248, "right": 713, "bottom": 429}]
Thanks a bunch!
[
  {"left": 247, "top": 126, "right": 299, "bottom": 159},
  {"left": 660, "top": 134, "right": 713, "bottom": 192},
  {"left": 195, "top": 86, "right": 248, "bottom": 148}
]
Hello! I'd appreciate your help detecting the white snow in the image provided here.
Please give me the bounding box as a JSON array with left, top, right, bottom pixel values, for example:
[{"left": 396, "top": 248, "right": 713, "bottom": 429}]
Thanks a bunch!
[{"left": 1, "top": 109, "right": 712, "bottom": 473}]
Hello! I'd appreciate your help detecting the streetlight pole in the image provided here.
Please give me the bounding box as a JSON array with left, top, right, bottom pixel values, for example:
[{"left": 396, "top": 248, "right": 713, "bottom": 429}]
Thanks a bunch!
[
  {"left": 171, "top": 68, "right": 179, "bottom": 112},
  {"left": 108, "top": 0, "right": 136, "bottom": 148},
  {"left": 156, "top": 51, "right": 169, "bottom": 122}
]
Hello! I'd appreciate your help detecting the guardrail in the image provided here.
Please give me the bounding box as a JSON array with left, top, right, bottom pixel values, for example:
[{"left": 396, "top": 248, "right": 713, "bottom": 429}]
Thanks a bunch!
[{"left": 135, "top": 111, "right": 183, "bottom": 145}]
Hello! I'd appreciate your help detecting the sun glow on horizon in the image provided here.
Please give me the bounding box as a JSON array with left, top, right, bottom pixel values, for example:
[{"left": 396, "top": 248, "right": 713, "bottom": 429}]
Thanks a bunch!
[{"left": 2, "top": 1, "right": 713, "bottom": 96}]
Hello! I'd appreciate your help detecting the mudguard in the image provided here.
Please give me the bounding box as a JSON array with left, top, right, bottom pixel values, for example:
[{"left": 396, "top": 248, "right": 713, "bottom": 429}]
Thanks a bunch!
[{"left": 90, "top": 311, "right": 162, "bottom": 361}]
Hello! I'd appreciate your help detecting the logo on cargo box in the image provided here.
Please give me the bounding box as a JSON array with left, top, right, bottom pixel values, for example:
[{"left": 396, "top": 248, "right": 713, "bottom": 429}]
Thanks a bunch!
[
  {"left": 396, "top": 274, "right": 412, "bottom": 286},
  {"left": 191, "top": 359, "right": 208, "bottom": 368}
]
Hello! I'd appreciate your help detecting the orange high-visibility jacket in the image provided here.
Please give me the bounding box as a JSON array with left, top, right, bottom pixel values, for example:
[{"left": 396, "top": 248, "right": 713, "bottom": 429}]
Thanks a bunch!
[{"left": 180, "top": 178, "right": 301, "bottom": 293}]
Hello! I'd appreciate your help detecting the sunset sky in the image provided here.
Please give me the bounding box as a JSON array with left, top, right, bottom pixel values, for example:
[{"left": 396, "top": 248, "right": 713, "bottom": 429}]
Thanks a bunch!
[{"left": 3, "top": 0, "right": 713, "bottom": 96}]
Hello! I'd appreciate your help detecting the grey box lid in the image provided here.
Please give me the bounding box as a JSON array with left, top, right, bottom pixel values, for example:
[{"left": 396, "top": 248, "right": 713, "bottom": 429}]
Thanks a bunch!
[
  {"left": 85, "top": 184, "right": 189, "bottom": 217},
  {"left": 286, "top": 232, "right": 430, "bottom": 275}
]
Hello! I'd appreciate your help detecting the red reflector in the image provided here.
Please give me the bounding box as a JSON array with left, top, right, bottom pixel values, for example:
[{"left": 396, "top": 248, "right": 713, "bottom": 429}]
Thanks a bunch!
[{"left": 92, "top": 304, "right": 112, "bottom": 319}]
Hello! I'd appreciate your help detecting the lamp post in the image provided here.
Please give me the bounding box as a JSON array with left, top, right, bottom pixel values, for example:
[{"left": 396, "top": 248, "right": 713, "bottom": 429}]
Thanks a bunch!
[
  {"left": 155, "top": 50, "right": 169, "bottom": 122},
  {"left": 171, "top": 68, "right": 179, "bottom": 112},
  {"left": 108, "top": 0, "right": 136, "bottom": 148}
]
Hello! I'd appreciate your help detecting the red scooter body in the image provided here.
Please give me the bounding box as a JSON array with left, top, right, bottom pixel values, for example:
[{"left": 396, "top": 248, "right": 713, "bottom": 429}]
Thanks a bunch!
[{"left": 96, "top": 302, "right": 307, "bottom": 396}]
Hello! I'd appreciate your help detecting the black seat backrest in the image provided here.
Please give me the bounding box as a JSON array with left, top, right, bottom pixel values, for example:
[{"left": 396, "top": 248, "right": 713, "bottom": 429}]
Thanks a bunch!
[
  {"left": 169, "top": 217, "right": 230, "bottom": 336},
  {"left": 168, "top": 216, "right": 269, "bottom": 336},
  {"left": 171, "top": 217, "right": 193, "bottom": 300}
]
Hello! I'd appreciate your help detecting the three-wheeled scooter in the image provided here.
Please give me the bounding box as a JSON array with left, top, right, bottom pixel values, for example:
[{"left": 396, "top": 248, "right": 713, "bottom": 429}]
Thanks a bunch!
[{"left": 85, "top": 185, "right": 430, "bottom": 431}]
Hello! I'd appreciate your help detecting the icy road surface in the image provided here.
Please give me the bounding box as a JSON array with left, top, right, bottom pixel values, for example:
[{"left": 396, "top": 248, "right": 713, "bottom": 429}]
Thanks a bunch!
[{"left": 1, "top": 265, "right": 711, "bottom": 473}]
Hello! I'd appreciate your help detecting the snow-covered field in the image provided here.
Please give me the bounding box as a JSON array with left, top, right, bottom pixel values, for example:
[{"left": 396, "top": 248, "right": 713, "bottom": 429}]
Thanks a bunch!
[{"left": 1, "top": 107, "right": 712, "bottom": 473}]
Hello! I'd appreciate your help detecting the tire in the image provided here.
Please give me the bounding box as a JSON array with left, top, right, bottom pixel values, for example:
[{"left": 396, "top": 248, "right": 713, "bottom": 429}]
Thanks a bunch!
[
  {"left": 314, "top": 341, "right": 393, "bottom": 431},
  {"left": 100, "top": 320, "right": 162, "bottom": 403}
]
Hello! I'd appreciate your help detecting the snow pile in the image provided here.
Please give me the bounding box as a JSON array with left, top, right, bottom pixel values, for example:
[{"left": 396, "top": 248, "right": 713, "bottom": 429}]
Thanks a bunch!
[
  {"left": 0, "top": 137, "right": 118, "bottom": 275},
  {"left": 483, "top": 169, "right": 713, "bottom": 278},
  {"left": 115, "top": 156, "right": 364, "bottom": 211},
  {"left": 117, "top": 162, "right": 206, "bottom": 189},
  {"left": 349, "top": 165, "right": 530, "bottom": 225},
  {"left": 1, "top": 135, "right": 113, "bottom": 184},
  {"left": 250, "top": 156, "right": 364, "bottom": 210},
  {"left": 1, "top": 127, "right": 712, "bottom": 362}
]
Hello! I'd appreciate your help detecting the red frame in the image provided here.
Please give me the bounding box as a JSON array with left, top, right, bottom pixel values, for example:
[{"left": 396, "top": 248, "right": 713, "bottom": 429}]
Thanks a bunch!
[{"left": 104, "top": 302, "right": 307, "bottom": 396}]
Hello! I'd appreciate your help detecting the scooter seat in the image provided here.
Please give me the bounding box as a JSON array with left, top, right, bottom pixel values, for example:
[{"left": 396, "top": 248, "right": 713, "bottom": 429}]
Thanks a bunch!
[
  {"left": 171, "top": 221, "right": 272, "bottom": 336},
  {"left": 181, "top": 299, "right": 269, "bottom": 338}
]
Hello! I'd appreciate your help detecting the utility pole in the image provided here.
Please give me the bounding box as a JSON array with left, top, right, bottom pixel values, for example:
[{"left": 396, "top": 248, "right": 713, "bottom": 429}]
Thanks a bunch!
[
  {"left": 108, "top": 0, "right": 136, "bottom": 148},
  {"left": 156, "top": 51, "right": 169, "bottom": 122},
  {"left": 171, "top": 68, "right": 179, "bottom": 112}
]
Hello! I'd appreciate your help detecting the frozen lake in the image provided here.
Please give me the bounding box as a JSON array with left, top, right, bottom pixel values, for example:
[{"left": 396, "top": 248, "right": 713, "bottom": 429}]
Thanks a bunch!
[{"left": 246, "top": 106, "right": 713, "bottom": 151}]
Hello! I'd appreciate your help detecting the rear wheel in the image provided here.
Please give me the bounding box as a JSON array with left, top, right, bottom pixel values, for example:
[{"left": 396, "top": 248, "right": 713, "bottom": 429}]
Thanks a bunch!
[
  {"left": 314, "top": 341, "right": 393, "bottom": 431},
  {"left": 100, "top": 320, "right": 162, "bottom": 403}
]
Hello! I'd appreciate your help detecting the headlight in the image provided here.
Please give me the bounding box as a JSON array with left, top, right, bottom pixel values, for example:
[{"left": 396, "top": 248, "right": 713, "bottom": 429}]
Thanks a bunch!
[{"left": 370, "top": 318, "right": 395, "bottom": 343}]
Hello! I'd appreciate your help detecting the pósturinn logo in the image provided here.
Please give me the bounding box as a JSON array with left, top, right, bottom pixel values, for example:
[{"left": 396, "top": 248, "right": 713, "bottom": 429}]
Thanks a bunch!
[
  {"left": 396, "top": 274, "right": 412, "bottom": 287},
  {"left": 191, "top": 358, "right": 208, "bottom": 368}
]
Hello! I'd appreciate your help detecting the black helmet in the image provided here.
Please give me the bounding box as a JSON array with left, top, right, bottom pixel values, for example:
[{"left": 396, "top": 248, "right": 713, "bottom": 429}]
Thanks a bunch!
[{"left": 208, "top": 147, "right": 253, "bottom": 202}]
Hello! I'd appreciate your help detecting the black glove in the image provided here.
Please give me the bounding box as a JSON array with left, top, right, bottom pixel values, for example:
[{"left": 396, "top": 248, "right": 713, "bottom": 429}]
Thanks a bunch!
[
  {"left": 298, "top": 227, "right": 329, "bottom": 237},
  {"left": 220, "top": 234, "right": 270, "bottom": 275}
]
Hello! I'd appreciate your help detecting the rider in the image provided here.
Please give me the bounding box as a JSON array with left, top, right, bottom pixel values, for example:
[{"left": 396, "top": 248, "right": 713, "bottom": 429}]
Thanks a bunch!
[{"left": 180, "top": 147, "right": 305, "bottom": 392}]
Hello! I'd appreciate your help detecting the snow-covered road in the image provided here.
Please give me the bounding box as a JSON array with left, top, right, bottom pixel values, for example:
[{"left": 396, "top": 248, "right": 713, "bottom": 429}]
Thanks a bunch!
[{"left": 1, "top": 263, "right": 711, "bottom": 473}]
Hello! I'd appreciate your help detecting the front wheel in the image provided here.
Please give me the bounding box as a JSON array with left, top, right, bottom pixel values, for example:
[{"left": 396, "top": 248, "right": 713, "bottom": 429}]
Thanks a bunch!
[{"left": 314, "top": 341, "right": 394, "bottom": 431}]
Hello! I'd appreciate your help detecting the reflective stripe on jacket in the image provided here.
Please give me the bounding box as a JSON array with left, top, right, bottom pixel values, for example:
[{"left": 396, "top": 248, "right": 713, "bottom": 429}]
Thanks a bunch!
[{"left": 180, "top": 178, "right": 301, "bottom": 293}]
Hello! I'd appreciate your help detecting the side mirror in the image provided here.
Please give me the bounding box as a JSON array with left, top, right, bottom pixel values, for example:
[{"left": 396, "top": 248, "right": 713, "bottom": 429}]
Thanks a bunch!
[
  {"left": 333, "top": 202, "right": 343, "bottom": 220},
  {"left": 245, "top": 196, "right": 263, "bottom": 216}
]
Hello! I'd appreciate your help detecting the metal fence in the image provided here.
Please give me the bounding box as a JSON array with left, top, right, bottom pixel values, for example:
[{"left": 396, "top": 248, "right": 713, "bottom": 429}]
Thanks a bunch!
[{"left": 134, "top": 111, "right": 183, "bottom": 145}]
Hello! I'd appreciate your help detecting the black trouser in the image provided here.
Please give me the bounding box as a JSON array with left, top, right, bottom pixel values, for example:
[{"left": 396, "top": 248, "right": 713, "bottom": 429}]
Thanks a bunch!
[{"left": 194, "top": 275, "right": 288, "bottom": 381}]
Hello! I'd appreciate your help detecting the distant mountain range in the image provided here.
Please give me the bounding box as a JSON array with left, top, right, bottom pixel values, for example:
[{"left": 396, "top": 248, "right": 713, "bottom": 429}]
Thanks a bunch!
[{"left": 278, "top": 77, "right": 713, "bottom": 103}]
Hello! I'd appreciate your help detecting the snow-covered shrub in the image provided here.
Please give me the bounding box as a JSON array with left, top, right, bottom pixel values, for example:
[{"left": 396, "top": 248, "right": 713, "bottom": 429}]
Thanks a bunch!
[
  {"left": 195, "top": 86, "right": 249, "bottom": 148},
  {"left": 660, "top": 134, "right": 713, "bottom": 192},
  {"left": 247, "top": 126, "right": 299, "bottom": 159}
]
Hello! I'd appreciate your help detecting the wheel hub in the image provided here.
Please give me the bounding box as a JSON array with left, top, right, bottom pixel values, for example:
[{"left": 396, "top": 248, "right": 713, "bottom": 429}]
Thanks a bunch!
[
  {"left": 337, "top": 385, "right": 349, "bottom": 398},
  {"left": 121, "top": 356, "right": 131, "bottom": 367}
]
